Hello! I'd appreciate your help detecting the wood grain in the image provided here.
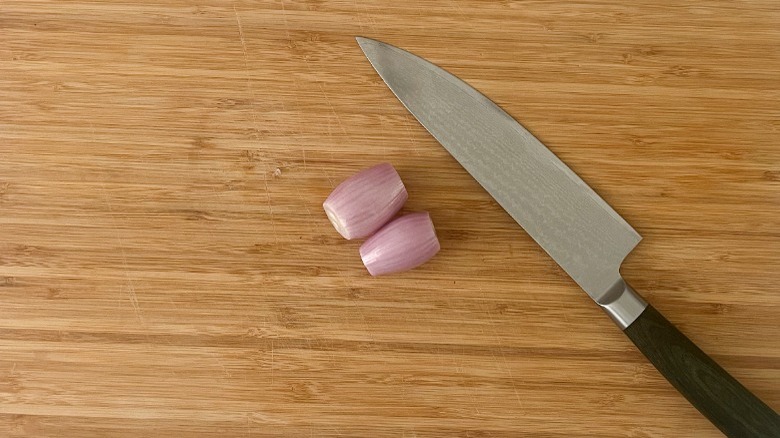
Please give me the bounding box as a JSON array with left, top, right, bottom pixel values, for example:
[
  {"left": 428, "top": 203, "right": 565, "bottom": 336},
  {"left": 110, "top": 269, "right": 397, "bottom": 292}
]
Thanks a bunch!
[{"left": 1, "top": 1, "right": 778, "bottom": 436}]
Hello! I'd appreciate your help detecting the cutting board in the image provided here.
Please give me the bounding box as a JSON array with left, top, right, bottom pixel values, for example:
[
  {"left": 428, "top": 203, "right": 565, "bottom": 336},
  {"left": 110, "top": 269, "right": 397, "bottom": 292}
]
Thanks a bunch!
[{"left": 1, "top": 1, "right": 778, "bottom": 436}]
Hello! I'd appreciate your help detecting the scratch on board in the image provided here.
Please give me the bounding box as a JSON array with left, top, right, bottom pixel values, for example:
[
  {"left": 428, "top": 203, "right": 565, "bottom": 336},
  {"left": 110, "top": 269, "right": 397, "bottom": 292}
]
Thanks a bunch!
[
  {"left": 279, "top": 0, "right": 291, "bottom": 41},
  {"left": 376, "top": 93, "right": 413, "bottom": 158},
  {"left": 262, "top": 169, "right": 279, "bottom": 243},
  {"left": 300, "top": 53, "right": 348, "bottom": 137},
  {"left": 281, "top": 12, "right": 338, "bottom": 187},
  {"left": 293, "top": 184, "right": 317, "bottom": 229},
  {"left": 91, "top": 122, "right": 145, "bottom": 323},
  {"left": 342, "top": 268, "right": 375, "bottom": 346},
  {"left": 362, "top": 2, "right": 377, "bottom": 31},
  {"left": 0, "top": 181, "right": 10, "bottom": 203},
  {"left": 375, "top": 106, "right": 390, "bottom": 161},
  {"left": 98, "top": 180, "right": 145, "bottom": 324},
  {"left": 234, "top": 5, "right": 279, "bottom": 243},
  {"left": 402, "top": 115, "right": 421, "bottom": 157},
  {"left": 289, "top": 63, "right": 333, "bottom": 187},
  {"left": 352, "top": 0, "right": 365, "bottom": 32},
  {"left": 317, "top": 82, "right": 348, "bottom": 136},
  {"left": 216, "top": 355, "right": 234, "bottom": 378},
  {"left": 449, "top": 0, "right": 466, "bottom": 17},
  {"left": 483, "top": 301, "right": 523, "bottom": 410},
  {"left": 234, "top": 5, "right": 257, "bottom": 128}
]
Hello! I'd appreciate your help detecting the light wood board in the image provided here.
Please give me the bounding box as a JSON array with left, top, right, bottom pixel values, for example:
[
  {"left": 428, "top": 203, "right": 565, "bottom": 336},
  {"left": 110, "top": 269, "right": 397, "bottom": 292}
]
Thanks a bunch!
[{"left": 1, "top": 1, "right": 778, "bottom": 436}]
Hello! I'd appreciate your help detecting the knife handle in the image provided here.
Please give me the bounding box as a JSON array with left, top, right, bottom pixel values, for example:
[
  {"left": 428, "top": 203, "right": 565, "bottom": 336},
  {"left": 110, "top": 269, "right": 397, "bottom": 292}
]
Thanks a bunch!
[{"left": 623, "top": 303, "right": 780, "bottom": 437}]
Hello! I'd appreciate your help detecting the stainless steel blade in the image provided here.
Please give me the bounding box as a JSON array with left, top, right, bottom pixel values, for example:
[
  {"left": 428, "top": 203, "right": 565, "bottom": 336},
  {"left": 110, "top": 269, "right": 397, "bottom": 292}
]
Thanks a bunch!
[{"left": 357, "top": 37, "right": 647, "bottom": 327}]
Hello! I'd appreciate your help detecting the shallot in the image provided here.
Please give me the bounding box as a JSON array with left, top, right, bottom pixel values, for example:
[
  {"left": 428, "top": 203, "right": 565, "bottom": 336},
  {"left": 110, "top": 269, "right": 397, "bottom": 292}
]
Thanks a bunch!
[
  {"left": 323, "top": 163, "right": 407, "bottom": 240},
  {"left": 359, "top": 212, "right": 440, "bottom": 276}
]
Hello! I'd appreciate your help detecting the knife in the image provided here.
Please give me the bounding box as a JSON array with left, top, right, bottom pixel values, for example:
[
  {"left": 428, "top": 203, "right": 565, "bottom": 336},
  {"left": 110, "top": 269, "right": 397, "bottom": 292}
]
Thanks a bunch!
[{"left": 356, "top": 37, "right": 780, "bottom": 437}]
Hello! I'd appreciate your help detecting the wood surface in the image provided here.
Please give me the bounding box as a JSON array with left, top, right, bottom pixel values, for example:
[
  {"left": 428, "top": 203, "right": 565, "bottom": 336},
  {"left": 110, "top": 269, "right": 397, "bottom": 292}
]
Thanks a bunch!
[{"left": 1, "top": 1, "right": 778, "bottom": 436}]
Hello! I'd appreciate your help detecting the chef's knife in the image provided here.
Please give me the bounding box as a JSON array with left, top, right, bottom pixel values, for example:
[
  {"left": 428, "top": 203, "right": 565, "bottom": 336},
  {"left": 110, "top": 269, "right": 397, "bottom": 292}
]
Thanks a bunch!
[{"left": 357, "top": 37, "right": 780, "bottom": 437}]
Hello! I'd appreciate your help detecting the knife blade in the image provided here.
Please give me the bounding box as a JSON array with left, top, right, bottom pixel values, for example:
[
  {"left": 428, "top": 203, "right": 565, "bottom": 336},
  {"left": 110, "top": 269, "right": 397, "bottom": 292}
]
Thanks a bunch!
[
  {"left": 357, "top": 37, "right": 780, "bottom": 437},
  {"left": 357, "top": 36, "right": 646, "bottom": 329}
]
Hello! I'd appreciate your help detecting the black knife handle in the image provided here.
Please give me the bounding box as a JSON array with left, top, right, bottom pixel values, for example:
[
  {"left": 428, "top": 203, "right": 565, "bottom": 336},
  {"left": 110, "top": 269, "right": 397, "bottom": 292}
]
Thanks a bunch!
[{"left": 624, "top": 305, "right": 780, "bottom": 437}]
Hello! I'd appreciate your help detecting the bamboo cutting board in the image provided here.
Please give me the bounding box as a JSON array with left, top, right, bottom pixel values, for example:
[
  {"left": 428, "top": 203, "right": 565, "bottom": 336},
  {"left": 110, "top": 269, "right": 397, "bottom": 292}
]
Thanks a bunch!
[{"left": 1, "top": 1, "right": 778, "bottom": 436}]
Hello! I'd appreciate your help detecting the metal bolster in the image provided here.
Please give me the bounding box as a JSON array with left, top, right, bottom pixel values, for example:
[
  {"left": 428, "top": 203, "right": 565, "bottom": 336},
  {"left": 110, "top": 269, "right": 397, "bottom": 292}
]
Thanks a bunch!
[{"left": 598, "top": 278, "right": 648, "bottom": 330}]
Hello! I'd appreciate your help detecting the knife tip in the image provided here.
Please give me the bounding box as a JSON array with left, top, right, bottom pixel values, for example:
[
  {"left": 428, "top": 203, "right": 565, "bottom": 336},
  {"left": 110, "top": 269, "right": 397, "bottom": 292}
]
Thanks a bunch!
[{"left": 355, "top": 36, "right": 378, "bottom": 50}]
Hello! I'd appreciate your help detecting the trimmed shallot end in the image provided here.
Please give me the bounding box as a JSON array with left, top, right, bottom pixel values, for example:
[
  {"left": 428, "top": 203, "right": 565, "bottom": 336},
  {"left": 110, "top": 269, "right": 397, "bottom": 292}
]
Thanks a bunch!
[
  {"left": 359, "top": 212, "right": 440, "bottom": 276},
  {"left": 323, "top": 163, "right": 408, "bottom": 240}
]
